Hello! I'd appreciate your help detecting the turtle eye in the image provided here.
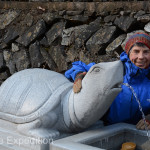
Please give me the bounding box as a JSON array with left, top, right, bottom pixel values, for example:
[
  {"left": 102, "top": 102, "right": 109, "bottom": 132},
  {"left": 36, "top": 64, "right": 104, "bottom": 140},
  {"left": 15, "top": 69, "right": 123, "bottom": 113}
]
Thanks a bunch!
[
  {"left": 90, "top": 66, "right": 101, "bottom": 73},
  {"left": 94, "top": 67, "right": 100, "bottom": 72}
]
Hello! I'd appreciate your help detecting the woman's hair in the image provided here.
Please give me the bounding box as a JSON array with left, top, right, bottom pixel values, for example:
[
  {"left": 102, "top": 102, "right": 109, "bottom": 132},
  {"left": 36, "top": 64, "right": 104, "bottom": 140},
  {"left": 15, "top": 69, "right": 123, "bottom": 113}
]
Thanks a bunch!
[
  {"left": 125, "top": 33, "right": 150, "bottom": 54},
  {"left": 129, "top": 42, "right": 148, "bottom": 51},
  {"left": 128, "top": 42, "right": 149, "bottom": 55}
]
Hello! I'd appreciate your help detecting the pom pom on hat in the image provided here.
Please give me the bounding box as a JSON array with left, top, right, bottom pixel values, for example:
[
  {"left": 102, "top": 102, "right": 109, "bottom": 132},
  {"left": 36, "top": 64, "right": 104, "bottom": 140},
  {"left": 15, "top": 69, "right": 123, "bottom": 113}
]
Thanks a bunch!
[{"left": 125, "top": 32, "right": 150, "bottom": 54}]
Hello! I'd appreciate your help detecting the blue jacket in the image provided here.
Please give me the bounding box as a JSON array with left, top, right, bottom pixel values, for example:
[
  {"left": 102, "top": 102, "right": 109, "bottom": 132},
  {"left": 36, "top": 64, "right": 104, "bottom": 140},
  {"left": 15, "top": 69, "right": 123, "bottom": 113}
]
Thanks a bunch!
[{"left": 65, "top": 52, "right": 150, "bottom": 125}]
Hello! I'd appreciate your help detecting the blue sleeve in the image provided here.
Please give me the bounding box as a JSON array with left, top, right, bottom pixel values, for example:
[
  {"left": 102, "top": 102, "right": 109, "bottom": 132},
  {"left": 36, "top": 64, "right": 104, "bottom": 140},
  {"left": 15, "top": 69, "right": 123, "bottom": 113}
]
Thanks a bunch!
[{"left": 65, "top": 61, "right": 95, "bottom": 81}]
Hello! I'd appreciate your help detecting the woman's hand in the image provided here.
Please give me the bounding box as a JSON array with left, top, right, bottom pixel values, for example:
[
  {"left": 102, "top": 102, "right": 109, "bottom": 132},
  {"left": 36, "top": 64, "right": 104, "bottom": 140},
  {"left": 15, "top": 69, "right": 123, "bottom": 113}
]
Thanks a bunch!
[
  {"left": 73, "top": 72, "right": 86, "bottom": 93},
  {"left": 136, "top": 114, "right": 150, "bottom": 130}
]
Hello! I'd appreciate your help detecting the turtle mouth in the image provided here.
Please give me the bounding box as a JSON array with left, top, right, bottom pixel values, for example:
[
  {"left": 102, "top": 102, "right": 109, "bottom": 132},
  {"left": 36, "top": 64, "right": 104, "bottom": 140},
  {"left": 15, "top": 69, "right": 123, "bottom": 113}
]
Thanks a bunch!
[
  {"left": 103, "top": 82, "right": 122, "bottom": 95},
  {"left": 110, "top": 82, "right": 122, "bottom": 91},
  {"left": 103, "top": 82, "right": 122, "bottom": 96},
  {"left": 111, "top": 82, "right": 122, "bottom": 90}
]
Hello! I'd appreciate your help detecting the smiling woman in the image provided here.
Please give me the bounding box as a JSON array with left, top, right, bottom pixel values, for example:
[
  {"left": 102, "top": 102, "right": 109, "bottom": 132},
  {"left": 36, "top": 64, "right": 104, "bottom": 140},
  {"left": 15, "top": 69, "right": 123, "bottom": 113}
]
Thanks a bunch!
[
  {"left": 129, "top": 44, "right": 150, "bottom": 69},
  {"left": 65, "top": 32, "right": 150, "bottom": 130},
  {"left": 125, "top": 33, "right": 150, "bottom": 69}
]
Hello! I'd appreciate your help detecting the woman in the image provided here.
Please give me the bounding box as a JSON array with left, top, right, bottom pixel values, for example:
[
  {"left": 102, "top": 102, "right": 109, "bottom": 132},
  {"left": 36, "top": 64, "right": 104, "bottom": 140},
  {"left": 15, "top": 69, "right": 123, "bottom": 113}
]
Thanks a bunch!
[{"left": 65, "top": 32, "right": 150, "bottom": 130}]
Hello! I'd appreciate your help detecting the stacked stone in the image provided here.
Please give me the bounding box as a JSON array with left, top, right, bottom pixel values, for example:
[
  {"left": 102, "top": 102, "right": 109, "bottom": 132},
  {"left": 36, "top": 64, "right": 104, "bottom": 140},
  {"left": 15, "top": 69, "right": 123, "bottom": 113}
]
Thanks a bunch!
[{"left": 0, "top": 5, "right": 150, "bottom": 84}]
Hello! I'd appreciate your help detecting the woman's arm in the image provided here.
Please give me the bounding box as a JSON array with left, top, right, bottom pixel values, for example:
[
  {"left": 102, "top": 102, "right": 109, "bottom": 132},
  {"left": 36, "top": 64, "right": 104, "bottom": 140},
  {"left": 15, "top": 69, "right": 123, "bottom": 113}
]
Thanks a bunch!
[
  {"left": 136, "top": 114, "right": 150, "bottom": 130},
  {"left": 65, "top": 61, "right": 95, "bottom": 93}
]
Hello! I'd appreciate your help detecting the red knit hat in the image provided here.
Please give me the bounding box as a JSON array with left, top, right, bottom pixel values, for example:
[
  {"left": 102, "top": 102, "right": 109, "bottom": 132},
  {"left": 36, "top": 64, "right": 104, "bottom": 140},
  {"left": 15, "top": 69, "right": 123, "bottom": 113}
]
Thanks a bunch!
[{"left": 125, "top": 32, "right": 150, "bottom": 54}]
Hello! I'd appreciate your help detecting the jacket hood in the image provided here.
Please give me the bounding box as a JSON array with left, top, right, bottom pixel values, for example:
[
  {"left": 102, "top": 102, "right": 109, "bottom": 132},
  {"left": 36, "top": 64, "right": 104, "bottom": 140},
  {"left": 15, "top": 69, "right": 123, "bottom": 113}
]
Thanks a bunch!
[{"left": 120, "top": 52, "right": 150, "bottom": 82}]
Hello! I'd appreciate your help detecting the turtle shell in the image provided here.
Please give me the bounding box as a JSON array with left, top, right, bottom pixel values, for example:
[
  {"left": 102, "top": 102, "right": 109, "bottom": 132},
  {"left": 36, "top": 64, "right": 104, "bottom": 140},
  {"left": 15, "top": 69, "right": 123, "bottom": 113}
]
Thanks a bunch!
[{"left": 0, "top": 68, "right": 72, "bottom": 123}]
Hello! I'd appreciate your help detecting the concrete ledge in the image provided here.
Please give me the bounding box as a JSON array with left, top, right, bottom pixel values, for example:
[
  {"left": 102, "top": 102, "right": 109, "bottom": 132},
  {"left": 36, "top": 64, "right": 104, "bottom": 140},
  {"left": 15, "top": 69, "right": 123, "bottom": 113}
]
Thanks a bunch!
[
  {"left": 50, "top": 123, "right": 148, "bottom": 150},
  {"left": 0, "top": 1, "right": 149, "bottom": 12}
]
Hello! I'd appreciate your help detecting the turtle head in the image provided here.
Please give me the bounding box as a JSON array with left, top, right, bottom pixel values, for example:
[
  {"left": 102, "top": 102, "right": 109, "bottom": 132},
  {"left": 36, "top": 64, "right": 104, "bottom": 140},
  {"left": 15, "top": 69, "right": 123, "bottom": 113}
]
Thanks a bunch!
[
  {"left": 82, "top": 60, "right": 123, "bottom": 96},
  {"left": 68, "top": 60, "right": 124, "bottom": 129}
]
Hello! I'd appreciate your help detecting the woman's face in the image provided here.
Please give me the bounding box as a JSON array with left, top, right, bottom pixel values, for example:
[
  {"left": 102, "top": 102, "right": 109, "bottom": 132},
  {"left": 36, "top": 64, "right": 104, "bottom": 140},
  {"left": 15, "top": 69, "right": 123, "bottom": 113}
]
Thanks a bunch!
[{"left": 129, "top": 45, "right": 150, "bottom": 69}]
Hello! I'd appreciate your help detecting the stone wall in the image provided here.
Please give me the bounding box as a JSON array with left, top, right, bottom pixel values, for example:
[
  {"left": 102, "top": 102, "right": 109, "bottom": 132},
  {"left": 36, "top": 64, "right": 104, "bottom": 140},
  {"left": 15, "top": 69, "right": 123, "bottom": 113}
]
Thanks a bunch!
[{"left": 0, "top": 1, "right": 150, "bottom": 84}]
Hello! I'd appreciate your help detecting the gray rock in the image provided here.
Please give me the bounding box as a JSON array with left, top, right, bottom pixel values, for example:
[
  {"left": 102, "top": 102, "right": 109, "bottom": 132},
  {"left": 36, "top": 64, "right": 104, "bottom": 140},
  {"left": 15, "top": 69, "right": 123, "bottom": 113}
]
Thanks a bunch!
[
  {"left": 130, "top": 11, "right": 136, "bottom": 18},
  {"left": 3, "top": 48, "right": 30, "bottom": 74},
  {"left": 11, "top": 43, "right": 19, "bottom": 52},
  {"left": 46, "top": 22, "right": 66, "bottom": 46},
  {"left": 66, "top": 46, "right": 79, "bottom": 62},
  {"left": 3, "top": 50, "right": 16, "bottom": 74},
  {"left": 86, "top": 26, "right": 116, "bottom": 54},
  {"left": 61, "top": 27, "right": 75, "bottom": 46},
  {"left": 96, "top": 54, "right": 118, "bottom": 62},
  {"left": 0, "top": 10, "right": 20, "bottom": 30},
  {"left": 17, "top": 13, "right": 34, "bottom": 36},
  {"left": 13, "top": 49, "right": 30, "bottom": 72},
  {"left": 3, "top": 50, "right": 12, "bottom": 64},
  {"left": 0, "top": 71, "right": 9, "bottom": 85},
  {"left": 22, "top": 13, "right": 34, "bottom": 27},
  {"left": 110, "top": 9, "right": 120, "bottom": 15},
  {"left": 42, "top": 12, "right": 61, "bottom": 24},
  {"left": 114, "top": 16, "right": 136, "bottom": 32},
  {"left": 144, "top": 22, "right": 150, "bottom": 32},
  {"left": 62, "top": 17, "right": 101, "bottom": 48},
  {"left": 3, "top": 26, "right": 19, "bottom": 44},
  {"left": 99, "top": 11, "right": 109, "bottom": 17},
  {"left": 65, "top": 45, "right": 90, "bottom": 64},
  {"left": 52, "top": 0, "right": 65, "bottom": 2},
  {"left": 106, "top": 34, "right": 126, "bottom": 56},
  {"left": 83, "top": 3, "right": 96, "bottom": 16},
  {"left": 137, "top": 14, "right": 150, "bottom": 23},
  {"left": 134, "top": 10, "right": 146, "bottom": 19},
  {"left": 0, "top": 52, "right": 4, "bottom": 69},
  {"left": 120, "top": 11, "right": 125, "bottom": 16},
  {"left": 120, "top": 10, "right": 131, "bottom": 16},
  {"left": 40, "top": 36, "right": 49, "bottom": 47},
  {"left": 104, "top": 15, "right": 117, "bottom": 23},
  {"left": 0, "top": 30, "right": 3, "bottom": 39},
  {"left": 79, "top": 51, "right": 92, "bottom": 64},
  {"left": 29, "top": 42, "right": 45, "bottom": 68},
  {"left": 59, "top": 10, "right": 66, "bottom": 16},
  {"left": 40, "top": 47, "right": 58, "bottom": 71},
  {"left": 66, "top": 11, "right": 83, "bottom": 16},
  {"left": 48, "top": 44, "right": 68, "bottom": 72},
  {"left": 84, "top": 10, "right": 95, "bottom": 17},
  {"left": 16, "top": 19, "right": 46, "bottom": 47},
  {"left": 0, "top": 42, "right": 7, "bottom": 49},
  {"left": 104, "top": 22, "right": 113, "bottom": 26},
  {"left": 75, "top": 18, "right": 101, "bottom": 49},
  {"left": 64, "top": 15, "right": 89, "bottom": 23}
]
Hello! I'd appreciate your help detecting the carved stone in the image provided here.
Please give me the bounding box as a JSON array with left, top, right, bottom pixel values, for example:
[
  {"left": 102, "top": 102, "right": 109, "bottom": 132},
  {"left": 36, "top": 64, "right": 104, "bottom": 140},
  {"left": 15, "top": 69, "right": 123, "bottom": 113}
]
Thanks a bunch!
[{"left": 0, "top": 60, "right": 123, "bottom": 150}]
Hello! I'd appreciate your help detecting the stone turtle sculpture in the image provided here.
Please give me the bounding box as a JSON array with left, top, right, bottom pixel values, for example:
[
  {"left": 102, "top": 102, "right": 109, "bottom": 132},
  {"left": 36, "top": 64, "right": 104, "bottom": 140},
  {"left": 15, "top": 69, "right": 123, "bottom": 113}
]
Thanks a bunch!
[{"left": 0, "top": 60, "right": 123, "bottom": 140}]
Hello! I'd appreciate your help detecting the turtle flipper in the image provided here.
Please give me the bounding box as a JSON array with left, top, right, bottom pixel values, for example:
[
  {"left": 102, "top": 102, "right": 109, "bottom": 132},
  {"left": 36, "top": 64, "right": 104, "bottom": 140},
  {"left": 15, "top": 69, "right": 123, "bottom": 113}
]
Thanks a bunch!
[{"left": 17, "top": 119, "right": 60, "bottom": 139}]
